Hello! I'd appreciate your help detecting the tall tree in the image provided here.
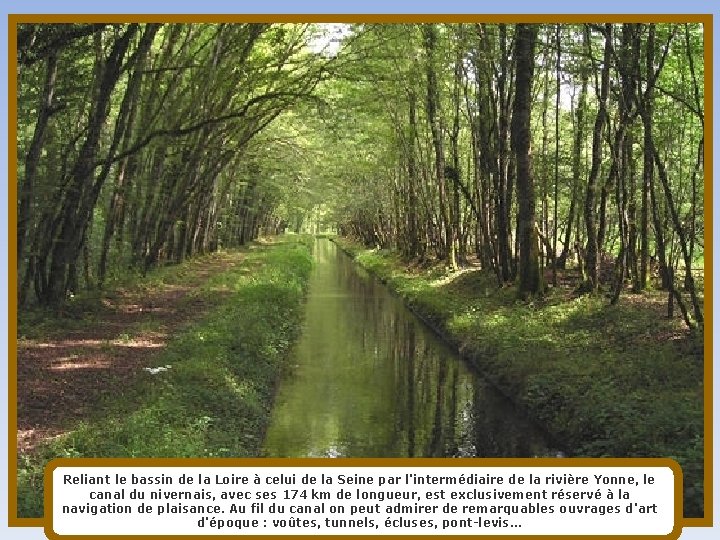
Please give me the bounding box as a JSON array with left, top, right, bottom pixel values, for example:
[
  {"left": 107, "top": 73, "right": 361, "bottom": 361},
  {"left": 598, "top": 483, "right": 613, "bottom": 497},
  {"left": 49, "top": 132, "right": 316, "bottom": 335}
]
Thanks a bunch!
[
  {"left": 582, "top": 24, "right": 612, "bottom": 292},
  {"left": 42, "top": 24, "right": 139, "bottom": 304},
  {"left": 512, "top": 24, "right": 542, "bottom": 297},
  {"left": 422, "top": 24, "right": 457, "bottom": 269}
]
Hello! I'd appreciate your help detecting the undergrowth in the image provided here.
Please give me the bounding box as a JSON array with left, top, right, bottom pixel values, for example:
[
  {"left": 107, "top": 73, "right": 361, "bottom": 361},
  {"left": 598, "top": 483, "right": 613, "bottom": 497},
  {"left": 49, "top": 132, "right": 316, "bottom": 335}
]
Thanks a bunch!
[
  {"left": 334, "top": 236, "right": 704, "bottom": 518},
  {"left": 17, "top": 237, "right": 313, "bottom": 518}
]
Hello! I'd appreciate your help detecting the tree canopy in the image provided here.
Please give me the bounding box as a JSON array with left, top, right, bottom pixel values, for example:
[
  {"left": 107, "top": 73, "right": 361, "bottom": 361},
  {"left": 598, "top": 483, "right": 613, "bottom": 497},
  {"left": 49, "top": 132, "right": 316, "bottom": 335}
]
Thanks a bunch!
[{"left": 15, "top": 21, "right": 705, "bottom": 327}]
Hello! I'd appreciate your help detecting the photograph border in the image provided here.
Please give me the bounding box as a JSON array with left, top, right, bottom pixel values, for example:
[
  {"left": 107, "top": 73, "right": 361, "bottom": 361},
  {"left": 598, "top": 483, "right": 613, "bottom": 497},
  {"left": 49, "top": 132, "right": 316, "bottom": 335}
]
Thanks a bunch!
[{"left": 6, "top": 11, "right": 713, "bottom": 531}]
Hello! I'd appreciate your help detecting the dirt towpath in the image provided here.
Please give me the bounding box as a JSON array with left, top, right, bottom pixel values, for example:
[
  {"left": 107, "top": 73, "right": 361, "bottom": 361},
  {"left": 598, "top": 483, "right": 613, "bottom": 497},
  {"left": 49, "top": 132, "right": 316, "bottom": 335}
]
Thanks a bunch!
[{"left": 16, "top": 252, "right": 242, "bottom": 454}]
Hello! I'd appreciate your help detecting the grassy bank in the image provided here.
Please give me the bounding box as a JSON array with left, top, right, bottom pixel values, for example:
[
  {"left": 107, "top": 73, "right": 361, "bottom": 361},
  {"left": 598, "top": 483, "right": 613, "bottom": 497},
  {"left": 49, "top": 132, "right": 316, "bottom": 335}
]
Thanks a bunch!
[
  {"left": 333, "top": 236, "right": 704, "bottom": 518},
  {"left": 17, "top": 236, "right": 313, "bottom": 518}
]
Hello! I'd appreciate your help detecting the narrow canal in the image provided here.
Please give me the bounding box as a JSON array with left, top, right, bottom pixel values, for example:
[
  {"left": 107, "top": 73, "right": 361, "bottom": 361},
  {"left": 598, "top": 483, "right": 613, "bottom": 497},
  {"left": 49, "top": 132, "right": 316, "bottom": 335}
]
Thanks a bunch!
[{"left": 262, "top": 238, "right": 554, "bottom": 458}]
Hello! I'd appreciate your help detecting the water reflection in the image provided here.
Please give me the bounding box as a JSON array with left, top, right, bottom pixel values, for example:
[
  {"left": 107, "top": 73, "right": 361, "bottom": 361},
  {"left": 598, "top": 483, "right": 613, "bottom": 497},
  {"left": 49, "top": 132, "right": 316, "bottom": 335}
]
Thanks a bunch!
[{"left": 262, "top": 239, "right": 553, "bottom": 458}]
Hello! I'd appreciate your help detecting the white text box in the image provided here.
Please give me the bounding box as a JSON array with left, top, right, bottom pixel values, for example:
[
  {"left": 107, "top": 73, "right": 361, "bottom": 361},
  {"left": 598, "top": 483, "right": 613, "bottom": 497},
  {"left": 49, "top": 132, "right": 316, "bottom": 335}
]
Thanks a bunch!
[{"left": 51, "top": 465, "right": 676, "bottom": 536}]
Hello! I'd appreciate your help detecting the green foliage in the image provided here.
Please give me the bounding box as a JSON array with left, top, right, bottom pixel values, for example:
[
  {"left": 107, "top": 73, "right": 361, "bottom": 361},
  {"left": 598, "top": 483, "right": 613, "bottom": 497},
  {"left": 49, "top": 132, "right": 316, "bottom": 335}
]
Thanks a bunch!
[
  {"left": 17, "top": 237, "right": 313, "bottom": 517},
  {"left": 336, "top": 236, "right": 704, "bottom": 517},
  {"left": 16, "top": 20, "right": 706, "bottom": 519}
]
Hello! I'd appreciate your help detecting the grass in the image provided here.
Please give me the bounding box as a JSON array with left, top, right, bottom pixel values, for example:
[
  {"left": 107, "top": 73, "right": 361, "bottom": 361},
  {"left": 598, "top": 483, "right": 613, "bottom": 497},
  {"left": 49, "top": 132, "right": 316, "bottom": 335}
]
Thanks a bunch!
[
  {"left": 333, "top": 236, "right": 704, "bottom": 518},
  {"left": 17, "top": 250, "right": 239, "bottom": 341},
  {"left": 17, "top": 236, "right": 313, "bottom": 518}
]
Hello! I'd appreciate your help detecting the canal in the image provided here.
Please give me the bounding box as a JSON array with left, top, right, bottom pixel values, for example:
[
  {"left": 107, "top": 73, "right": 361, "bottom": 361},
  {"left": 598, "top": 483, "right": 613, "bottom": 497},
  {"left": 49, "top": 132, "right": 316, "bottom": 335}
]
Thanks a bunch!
[{"left": 262, "top": 238, "right": 554, "bottom": 458}]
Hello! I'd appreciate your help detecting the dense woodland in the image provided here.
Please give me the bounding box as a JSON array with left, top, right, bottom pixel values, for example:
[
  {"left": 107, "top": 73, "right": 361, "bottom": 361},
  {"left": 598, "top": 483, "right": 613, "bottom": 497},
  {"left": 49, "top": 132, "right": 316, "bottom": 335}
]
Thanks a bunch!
[{"left": 16, "top": 22, "right": 704, "bottom": 325}]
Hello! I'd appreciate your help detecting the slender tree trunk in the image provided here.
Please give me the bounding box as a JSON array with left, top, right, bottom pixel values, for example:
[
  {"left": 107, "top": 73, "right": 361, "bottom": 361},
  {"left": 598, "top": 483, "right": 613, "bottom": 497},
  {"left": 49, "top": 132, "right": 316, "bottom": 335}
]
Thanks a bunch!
[
  {"left": 540, "top": 30, "right": 551, "bottom": 272},
  {"left": 638, "top": 25, "right": 657, "bottom": 290},
  {"left": 583, "top": 24, "right": 611, "bottom": 292},
  {"left": 496, "top": 24, "right": 512, "bottom": 282},
  {"left": 43, "top": 25, "right": 138, "bottom": 304},
  {"left": 512, "top": 24, "right": 542, "bottom": 297},
  {"left": 97, "top": 25, "right": 157, "bottom": 285},
  {"left": 649, "top": 152, "right": 693, "bottom": 328},
  {"left": 552, "top": 24, "right": 561, "bottom": 286},
  {"left": 652, "top": 145, "right": 703, "bottom": 324},
  {"left": 422, "top": 24, "right": 456, "bottom": 269},
  {"left": 450, "top": 28, "right": 464, "bottom": 264},
  {"left": 559, "top": 65, "right": 588, "bottom": 269},
  {"left": 406, "top": 92, "right": 420, "bottom": 259},
  {"left": 610, "top": 24, "right": 640, "bottom": 304},
  {"left": 18, "top": 53, "right": 59, "bottom": 305}
]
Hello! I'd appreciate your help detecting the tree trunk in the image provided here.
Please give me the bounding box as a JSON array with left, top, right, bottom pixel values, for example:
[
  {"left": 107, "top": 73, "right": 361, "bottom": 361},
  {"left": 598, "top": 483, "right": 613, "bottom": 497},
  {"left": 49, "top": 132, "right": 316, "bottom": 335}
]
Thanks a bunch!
[
  {"left": 639, "top": 25, "right": 656, "bottom": 290},
  {"left": 43, "top": 25, "right": 138, "bottom": 304},
  {"left": 512, "top": 24, "right": 542, "bottom": 297},
  {"left": 552, "top": 24, "right": 561, "bottom": 286},
  {"left": 583, "top": 24, "right": 611, "bottom": 292},
  {"left": 559, "top": 57, "right": 588, "bottom": 269},
  {"left": 18, "top": 53, "right": 59, "bottom": 305},
  {"left": 495, "top": 24, "right": 513, "bottom": 283},
  {"left": 422, "top": 24, "right": 456, "bottom": 269}
]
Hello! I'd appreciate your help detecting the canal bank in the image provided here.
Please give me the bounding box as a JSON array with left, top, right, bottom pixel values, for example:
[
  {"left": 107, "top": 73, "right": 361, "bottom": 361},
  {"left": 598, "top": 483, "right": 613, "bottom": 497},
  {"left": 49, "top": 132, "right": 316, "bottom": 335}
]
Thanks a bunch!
[
  {"left": 17, "top": 237, "right": 314, "bottom": 518},
  {"left": 330, "top": 236, "right": 704, "bottom": 518}
]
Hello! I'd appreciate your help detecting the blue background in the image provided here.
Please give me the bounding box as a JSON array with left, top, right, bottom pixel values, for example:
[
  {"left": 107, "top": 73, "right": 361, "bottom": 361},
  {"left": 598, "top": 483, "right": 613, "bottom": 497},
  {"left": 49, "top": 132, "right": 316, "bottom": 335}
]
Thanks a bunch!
[{"left": 1, "top": 2, "right": 717, "bottom": 539}]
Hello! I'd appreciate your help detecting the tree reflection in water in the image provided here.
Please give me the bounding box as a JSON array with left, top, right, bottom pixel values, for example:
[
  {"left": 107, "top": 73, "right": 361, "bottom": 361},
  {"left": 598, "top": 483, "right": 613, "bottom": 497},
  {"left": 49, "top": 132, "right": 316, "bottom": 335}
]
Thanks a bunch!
[{"left": 263, "top": 239, "right": 558, "bottom": 459}]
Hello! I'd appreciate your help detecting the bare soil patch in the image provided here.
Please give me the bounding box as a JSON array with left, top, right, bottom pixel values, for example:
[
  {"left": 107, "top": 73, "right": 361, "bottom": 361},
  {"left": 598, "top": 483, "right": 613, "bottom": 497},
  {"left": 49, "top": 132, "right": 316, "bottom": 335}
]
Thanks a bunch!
[{"left": 16, "top": 253, "right": 242, "bottom": 454}]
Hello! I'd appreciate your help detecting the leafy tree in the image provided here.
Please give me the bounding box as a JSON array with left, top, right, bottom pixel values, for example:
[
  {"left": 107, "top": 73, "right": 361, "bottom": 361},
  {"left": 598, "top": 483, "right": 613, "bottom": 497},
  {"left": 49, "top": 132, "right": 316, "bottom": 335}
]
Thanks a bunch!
[{"left": 16, "top": 22, "right": 704, "bottom": 327}]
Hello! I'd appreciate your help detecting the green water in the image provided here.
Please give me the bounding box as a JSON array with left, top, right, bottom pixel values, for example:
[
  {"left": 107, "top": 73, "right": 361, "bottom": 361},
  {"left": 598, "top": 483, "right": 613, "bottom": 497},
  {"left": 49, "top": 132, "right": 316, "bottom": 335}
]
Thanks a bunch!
[{"left": 262, "top": 238, "right": 554, "bottom": 458}]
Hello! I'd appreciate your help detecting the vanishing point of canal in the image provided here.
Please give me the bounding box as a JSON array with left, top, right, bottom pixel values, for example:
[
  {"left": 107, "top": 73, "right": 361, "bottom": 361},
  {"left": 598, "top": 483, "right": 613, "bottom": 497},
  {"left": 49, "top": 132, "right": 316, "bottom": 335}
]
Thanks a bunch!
[{"left": 262, "top": 238, "right": 554, "bottom": 458}]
